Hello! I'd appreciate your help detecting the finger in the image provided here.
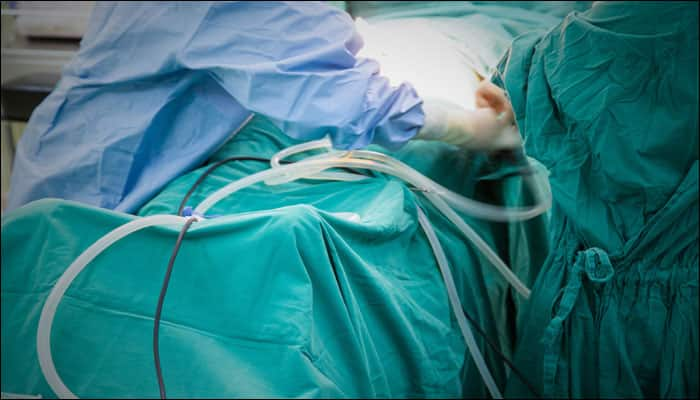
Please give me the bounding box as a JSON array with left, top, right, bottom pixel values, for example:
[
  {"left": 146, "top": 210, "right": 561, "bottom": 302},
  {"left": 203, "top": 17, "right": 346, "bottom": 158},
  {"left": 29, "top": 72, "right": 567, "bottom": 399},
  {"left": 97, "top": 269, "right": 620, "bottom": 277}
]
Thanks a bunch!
[
  {"left": 476, "top": 95, "right": 490, "bottom": 108},
  {"left": 476, "top": 90, "right": 500, "bottom": 110},
  {"left": 477, "top": 86, "right": 507, "bottom": 111}
]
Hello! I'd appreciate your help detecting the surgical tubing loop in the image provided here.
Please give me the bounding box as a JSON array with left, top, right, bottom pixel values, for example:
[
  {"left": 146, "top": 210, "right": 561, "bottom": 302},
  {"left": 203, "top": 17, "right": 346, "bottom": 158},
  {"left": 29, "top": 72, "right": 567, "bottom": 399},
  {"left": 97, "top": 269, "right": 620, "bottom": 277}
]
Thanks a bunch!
[
  {"left": 424, "top": 192, "right": 531, "bottom": 298},
  {"left": 269, "top": 139, "right": 552, "bottom": 222},
  {"left": 38, "top": 140, "right": 548, "bottom": 398},
  {"left": 199, "top": 141, "right": 541, "bottom": 298},
  {"left": 37, "top": 215, "right": 189, "bottom": 399},
  {"left": 416, "top": 207, "right": 502, "bottom": 399},
  {"left": 268, "top": 139, "right": 364, "bottom": 183},
  {"left": 269, "top": 151, "right": 532, "bottom": 297}
]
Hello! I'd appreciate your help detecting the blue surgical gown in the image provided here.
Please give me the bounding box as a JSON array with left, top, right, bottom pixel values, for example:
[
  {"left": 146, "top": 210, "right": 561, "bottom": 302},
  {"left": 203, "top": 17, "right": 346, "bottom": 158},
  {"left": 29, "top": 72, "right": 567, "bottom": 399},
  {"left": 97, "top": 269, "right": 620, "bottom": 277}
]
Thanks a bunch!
[{"left": 7, "top": 1, "right": 424, "bottom": 213}]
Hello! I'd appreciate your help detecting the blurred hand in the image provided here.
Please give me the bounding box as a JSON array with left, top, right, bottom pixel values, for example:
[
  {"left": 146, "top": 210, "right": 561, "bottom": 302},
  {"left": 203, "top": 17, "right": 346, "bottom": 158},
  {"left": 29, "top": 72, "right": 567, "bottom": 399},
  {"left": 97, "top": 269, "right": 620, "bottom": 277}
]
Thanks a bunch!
[
  {"left": 463, "top": 107, "right": 520, "bottom": 150},
  {"left": 475, "top": 80, "right": 515, "bottom": 125},
  {"left": 417, "top": 93, "right": 521, "bottom": 150}
]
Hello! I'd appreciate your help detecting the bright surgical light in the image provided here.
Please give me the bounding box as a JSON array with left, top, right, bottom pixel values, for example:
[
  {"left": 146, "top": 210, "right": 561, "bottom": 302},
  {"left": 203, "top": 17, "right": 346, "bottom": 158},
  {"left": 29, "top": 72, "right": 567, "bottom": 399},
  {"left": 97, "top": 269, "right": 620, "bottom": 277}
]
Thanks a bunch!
[{"left": 355, "top": 17, "right": 480, "bottom": 111}]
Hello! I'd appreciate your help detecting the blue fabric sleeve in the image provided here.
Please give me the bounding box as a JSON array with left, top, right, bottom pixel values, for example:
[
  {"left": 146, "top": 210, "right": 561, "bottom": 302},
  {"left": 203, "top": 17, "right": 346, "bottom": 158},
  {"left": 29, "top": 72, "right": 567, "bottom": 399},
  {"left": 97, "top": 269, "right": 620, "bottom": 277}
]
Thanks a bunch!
[
  {"left": 175, "top": 2, "right": 424, "bottom": 150},
  {"left": 7, "top": 1, "right": 424, "bottom": 213}
]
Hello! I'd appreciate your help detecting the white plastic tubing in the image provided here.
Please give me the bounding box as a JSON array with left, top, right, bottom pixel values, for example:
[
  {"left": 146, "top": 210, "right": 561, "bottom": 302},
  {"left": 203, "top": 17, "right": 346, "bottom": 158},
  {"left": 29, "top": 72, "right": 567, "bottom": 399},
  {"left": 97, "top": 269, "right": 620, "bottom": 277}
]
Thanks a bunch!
[
  {"left": 267, "top": 139, "right": 551, "bottom": 222},
  {"left": 36, "top": 138, "right": 550, "bottom": 399},
  {"left": 196, "top": 139, "right": 549, "bottom": 297},
  {"left": 37, "top": 215, "right": 191, "bottom": 400},
  {"left": 416, "top": 207, "right": 502, "bottom": 399}
]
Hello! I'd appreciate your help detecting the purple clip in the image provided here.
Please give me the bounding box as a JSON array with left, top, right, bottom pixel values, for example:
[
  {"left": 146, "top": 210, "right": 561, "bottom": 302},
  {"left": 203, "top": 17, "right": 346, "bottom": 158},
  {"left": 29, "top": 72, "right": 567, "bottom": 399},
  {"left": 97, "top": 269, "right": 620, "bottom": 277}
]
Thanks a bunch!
[
  {"left": 180, "top": 206, "right": 221, "bottom": 219},
  {"left": 181, "top": 206, "right": 194, "bottom": 217}
]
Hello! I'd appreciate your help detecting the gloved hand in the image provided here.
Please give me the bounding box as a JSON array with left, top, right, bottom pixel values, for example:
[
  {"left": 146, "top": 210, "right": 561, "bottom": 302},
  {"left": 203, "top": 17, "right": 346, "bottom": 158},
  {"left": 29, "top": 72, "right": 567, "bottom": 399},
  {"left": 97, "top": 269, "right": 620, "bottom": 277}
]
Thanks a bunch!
[
  {"left": 415, "top": 81, "right": 520, "bottom": 150},
  {"left": 474, "top": 80, "right": 515, "bottom": 122}
]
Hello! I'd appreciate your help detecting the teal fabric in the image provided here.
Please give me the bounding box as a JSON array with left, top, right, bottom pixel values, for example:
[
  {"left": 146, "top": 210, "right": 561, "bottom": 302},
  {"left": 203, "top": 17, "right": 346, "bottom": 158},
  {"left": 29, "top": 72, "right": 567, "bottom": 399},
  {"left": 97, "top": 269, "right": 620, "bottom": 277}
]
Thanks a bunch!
[
  {"left": 326, "top": 1, "right": 347, "bottom": 11},
  {"left": 2, "top": 116, "right": 549, "bottom": 398},
  {"left": 494, "top": 2, "right": 699, "bottom": 398}
]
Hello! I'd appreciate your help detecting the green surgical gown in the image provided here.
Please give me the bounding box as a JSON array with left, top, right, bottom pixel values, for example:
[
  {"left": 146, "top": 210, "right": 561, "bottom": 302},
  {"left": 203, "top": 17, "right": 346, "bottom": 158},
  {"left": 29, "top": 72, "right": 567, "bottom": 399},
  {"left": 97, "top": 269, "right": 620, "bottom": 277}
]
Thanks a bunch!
[{"left": 494, "top": 2, "right": 699, "bottom": 398}]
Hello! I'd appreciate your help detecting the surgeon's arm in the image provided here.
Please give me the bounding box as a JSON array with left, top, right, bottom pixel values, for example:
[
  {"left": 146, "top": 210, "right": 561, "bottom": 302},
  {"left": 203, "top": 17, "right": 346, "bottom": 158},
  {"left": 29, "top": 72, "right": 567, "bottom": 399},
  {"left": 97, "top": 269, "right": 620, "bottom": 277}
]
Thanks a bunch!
[{"left": 178, "top": 1, "right": 423, "bottom": 151}]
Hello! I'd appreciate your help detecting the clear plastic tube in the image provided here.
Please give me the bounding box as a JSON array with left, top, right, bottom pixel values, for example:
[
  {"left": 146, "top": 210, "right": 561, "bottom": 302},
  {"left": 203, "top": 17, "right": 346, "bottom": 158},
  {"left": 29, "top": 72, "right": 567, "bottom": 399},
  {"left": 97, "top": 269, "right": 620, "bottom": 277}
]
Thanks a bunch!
[
  {"left": 271, "top": 150, "right": 532, "bottom": 298},
  {"left": 424, "top": 192, "right": 531, "bottom": 298},
  {"left": 214, "top": 140, "right": 540, "bottom": 297},
  {"left": 416, "top": 207, "right": 502, "bottom": 399},
  {"left": 37, "top": 139, "right": 545, "bottom": 397},
  {"left": 267, "top": 139, "right": 364, "bottom": 184},
  {"left": 269, "top": 140, "right": 551, "bottom": 222},
  {"left": 195, "top": 157, "right": 401, "bottom": 214},
  {"left": 196, "top": 152, "right": 533, "bottom": 298},
  {"left": 194, "top": 160, "right": 350, "bottom": 214},
  {"left": 1, "top": 393, "right": 42, "bottom": 399},
  {"left": 270, "top": 139, "right": 327, "bottom": 169},
  {"left": 347, "top": 150, "right": 550, "bottom": 222},
  {"left": 36, "top": 215, "right": 189, "bottom": 399}
]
